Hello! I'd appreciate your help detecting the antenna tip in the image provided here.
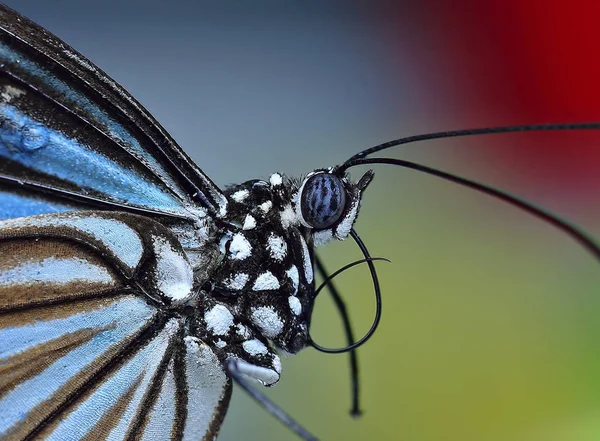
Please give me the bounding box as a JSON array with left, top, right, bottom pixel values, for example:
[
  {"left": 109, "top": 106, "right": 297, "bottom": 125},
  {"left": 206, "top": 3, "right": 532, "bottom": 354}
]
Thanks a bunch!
[{"left": 350, "top": 409, "right": 363, "bottom": 419}]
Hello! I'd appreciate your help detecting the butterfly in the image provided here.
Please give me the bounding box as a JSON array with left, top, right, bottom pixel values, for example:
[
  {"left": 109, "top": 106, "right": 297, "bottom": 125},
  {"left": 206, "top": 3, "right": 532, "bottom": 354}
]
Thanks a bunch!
[{"left": 1, "top": 4, "right": 600, "bottom": 441}]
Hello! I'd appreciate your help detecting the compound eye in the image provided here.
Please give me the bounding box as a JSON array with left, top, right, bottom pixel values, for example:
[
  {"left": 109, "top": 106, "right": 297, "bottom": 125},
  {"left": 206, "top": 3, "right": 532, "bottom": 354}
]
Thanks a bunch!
[{"left": 300, "top": 173, "right": 347, "bottom": 229}]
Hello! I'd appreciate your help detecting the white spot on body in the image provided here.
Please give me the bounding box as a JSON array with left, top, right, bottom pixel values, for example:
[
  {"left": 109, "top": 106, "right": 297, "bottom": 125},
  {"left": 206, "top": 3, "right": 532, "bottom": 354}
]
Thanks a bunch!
[
  {"left": 224, "top": 272, "right": 249, "bottom": 290},
  {"left": 288, "top": 296, "right": 302, "bottom": 316},
  {"left": 242, "top": 214, "right": 257, "bottom": 230},
  {"left": 252, "top": 271, "right": 281, "bottom": 291},
  {"left": 272, "top": 356, "right": 282, "bottom": 374},
  {"left": 229, "top": 233, "right": 252, "bottom": 260},
  {"left": 280, "top": 203, "right": 297, "bottom": 229},
  {"left": 231, "top": 189, "right": 249, "bottom": 202},
  {"left": 286, "top": 266, "right": 300, "bottom": 294},
  {"left": 215, "top": 340, "right": 227, "bottom": 349},
  {"left": 269, "top": 173, "right": 283, "bottom": 187},
  {"left": 259, "top": 201, "right": 272, "bottom": 213},
  {"left": 267, "top": 234, "right": 287, "bottom": 262},
  {"left": 236, "top": 323, "right": 251, "bottom": 338},
  {"left": 242, "top": 339, "right": 268, "bottom": 356},
  {"left": 204, "top": 304, "right": 234, "bottom": 336},
  {"left": 298, "top": 234, "right": 314, "bottom": 283},
  {"left": 251, "top": 306, "right": 284, "bottom": 338}
]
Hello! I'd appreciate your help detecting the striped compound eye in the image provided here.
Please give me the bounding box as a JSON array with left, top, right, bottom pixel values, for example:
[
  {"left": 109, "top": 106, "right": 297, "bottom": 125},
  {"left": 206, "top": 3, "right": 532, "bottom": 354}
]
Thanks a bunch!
[{"left": 300, "top": 173, "right": 347, "bottom": 229}]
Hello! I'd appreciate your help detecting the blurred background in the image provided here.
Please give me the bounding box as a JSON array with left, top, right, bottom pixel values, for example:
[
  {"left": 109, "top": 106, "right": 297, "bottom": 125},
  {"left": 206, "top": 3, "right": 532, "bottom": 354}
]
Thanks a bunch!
[{"left": 5, "top": 1, "right": 600, "bottom": 440}]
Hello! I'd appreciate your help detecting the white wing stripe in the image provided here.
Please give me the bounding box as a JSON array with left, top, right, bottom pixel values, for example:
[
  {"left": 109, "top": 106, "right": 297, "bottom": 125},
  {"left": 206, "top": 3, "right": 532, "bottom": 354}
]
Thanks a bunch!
[
  {"left": 0, "top": 214, "right": 144, "bottom": 272},
  {"left": 140, "top": 357, "right": 178, "bottom": 441},
  {"left": 182, "top": 336, "right": 229, "bottom": 441},
  {"left": 0, "top": 256, "right": 114, "bottom": 287}
]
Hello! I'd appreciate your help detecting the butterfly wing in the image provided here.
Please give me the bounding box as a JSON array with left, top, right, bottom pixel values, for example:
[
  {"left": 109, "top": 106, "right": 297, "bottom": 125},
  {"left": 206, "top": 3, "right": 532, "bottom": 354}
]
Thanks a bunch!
[
  {"left": 0, "top": 4, "right": 228, "bottom": 221},
  {"left": 0, "top": 212, "right": 231, "bottom": 440}
]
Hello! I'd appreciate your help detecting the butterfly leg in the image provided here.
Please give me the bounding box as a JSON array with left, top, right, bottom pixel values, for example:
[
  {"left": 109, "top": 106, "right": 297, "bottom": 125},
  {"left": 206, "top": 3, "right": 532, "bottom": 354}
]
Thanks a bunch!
[{"left": 226, "top": 358, "right": 319, "bottom": 441}]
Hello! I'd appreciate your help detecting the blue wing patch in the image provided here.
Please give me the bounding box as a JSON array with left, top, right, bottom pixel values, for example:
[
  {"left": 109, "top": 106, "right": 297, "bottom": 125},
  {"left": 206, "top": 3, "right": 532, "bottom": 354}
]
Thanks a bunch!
[
  {"left": 0, "top": 188, "right": 78, "bottom": 219},
  {"left": 0, "top": 102, "right": 188, "bottom": 216}
]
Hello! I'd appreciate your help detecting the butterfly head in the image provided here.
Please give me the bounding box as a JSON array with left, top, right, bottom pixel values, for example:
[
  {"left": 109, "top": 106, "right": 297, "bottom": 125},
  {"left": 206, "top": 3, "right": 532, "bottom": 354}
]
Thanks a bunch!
[
  {"left": 211, "top": 167, "right": 374, "bottom": 356},
  {"left": 294, "top": 167, "right": 374, "bottom": 246}
]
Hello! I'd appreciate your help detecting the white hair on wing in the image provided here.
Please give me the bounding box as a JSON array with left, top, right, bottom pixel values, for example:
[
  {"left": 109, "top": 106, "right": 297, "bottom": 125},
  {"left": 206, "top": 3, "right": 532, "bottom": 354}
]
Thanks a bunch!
[{"left": 151, "top": 235, "right": 193, "bottom": 303}]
